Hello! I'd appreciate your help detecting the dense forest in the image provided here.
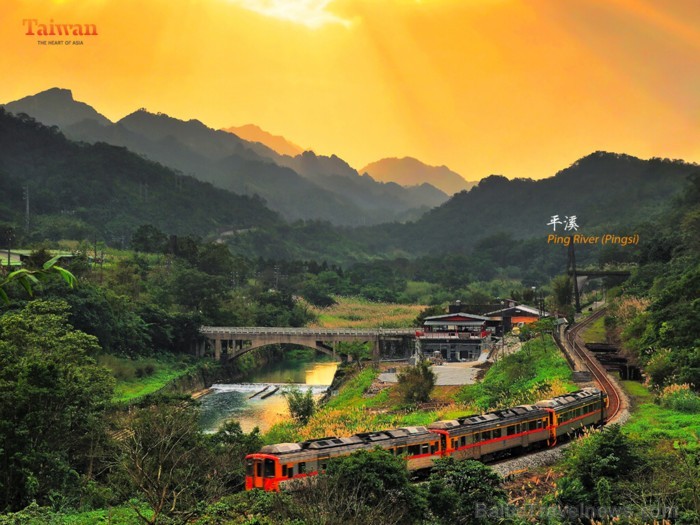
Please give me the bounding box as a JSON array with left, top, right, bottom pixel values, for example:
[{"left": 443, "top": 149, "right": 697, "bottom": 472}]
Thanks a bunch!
[{"left": 0, "top": 109, "right": 279, "bottom": 243}]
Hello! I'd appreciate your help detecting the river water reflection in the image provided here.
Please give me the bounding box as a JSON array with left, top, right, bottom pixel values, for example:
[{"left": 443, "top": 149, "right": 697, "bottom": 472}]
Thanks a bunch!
[{"left": 198, "top": 358, "right": 338, "bottom": 433}]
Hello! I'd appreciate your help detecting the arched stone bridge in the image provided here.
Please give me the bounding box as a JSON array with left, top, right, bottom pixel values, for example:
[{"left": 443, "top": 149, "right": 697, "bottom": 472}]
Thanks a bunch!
[{"left": 198, "top": 326, "right": 416, "bottom": 361}]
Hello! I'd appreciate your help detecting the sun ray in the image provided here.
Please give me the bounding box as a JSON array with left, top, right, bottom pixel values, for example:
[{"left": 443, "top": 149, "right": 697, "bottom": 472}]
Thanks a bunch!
[{"left": 225, "top": 0, "right": 350, "bottom": 28}]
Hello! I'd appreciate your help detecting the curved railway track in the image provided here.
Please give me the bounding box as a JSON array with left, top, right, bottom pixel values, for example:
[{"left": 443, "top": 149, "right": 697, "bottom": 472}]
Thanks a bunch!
[{"left": 565, "top": 308, "right": 622, "bottom": 421}]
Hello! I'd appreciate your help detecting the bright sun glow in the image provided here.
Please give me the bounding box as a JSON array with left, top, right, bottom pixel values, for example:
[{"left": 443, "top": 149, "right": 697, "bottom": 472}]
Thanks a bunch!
[{"left": 227, "top": 0, "right": 350, "bottom": 28}]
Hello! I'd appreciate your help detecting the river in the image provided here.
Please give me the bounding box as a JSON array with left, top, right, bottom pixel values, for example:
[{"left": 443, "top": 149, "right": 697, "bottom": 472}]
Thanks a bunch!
[{"left": 198, "top": 355, "right": 338, "bottom": 433}]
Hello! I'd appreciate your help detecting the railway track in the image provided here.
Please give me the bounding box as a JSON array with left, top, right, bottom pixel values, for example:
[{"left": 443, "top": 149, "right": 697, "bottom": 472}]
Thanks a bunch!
[
  {"left": 491, "top": 309, "right": 626, "bottom": 478},
  {"left": 565, "top": 308, "right": 622, "bottom": 421}
]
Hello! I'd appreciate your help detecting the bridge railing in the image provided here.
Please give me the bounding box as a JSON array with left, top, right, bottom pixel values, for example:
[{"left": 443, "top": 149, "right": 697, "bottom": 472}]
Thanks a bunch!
[{"left": 200, "top": 326, "right": 416, "bottom": 337}]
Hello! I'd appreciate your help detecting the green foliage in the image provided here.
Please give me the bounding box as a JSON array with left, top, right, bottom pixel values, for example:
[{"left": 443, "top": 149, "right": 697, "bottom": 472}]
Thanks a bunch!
[
  {"left": 99, "top": 354, "right": 197, "bottom": 403},
  {"left": 265, "top": 448, "right": 428, "bottom": 525},
  {"left": 130, "top": 224, "right": 168, "bottom": 253},
  {"left": 190, "top": 490, "right": 295, "bottom": 525},
  {"left": 336, "top": 341, "right": 370, "bottom": 368},
  {"left": 397, "top": 360, "right": 436, "bottom": 404},
  {"left": 0, "top": 300, "right": 114, "bottom": 511},
  {"left": 557, "top": 425, "right": 640, "bottom": 508},
  {"left": 413, "top": 304, "right": 446, "bottom": 327},
  {"left": 112, "top": 401, "right": 258, "bottom": 524},
  {"left": 0, "top": 255, "right": 76, "bottom": 304},
  {"left": 282, "top": 387, "right": 316, "bottom": 426},
  {"left": 426, "top": 457, "right": 508, "bottom": 525},
  {"left": 550, "top": 274, "right": 573, "bottom": 310},
  {"left": 657, "top": 384, "right": 700, "bottom": 414}
]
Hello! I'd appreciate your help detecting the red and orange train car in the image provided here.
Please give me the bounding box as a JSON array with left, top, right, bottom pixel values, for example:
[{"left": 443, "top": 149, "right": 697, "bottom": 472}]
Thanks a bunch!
[{"left": 246, "top": 387, "right": 608, "bottom": 491}]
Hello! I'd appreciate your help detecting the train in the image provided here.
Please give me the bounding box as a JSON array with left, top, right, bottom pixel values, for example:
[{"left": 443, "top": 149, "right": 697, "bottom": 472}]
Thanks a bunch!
[{"left": 245, "top": 387, "right": 608, "bottom": 491}]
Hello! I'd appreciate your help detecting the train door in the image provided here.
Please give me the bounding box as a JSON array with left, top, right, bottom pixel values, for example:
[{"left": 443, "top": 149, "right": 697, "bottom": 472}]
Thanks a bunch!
[{"left": 248, "top": 458, "right": 264, "bottom": 489}]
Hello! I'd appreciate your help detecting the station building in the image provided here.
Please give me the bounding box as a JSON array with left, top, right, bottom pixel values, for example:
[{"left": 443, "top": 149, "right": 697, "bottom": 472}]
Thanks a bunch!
[{"left": 416, "top": 312, "right": 493, "bottom": 362}]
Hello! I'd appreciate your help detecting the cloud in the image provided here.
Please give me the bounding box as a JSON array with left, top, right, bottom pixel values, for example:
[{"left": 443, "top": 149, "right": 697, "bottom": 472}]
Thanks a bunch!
[{"left": 227, "top": 0, "right": 351, "bottom": 28}]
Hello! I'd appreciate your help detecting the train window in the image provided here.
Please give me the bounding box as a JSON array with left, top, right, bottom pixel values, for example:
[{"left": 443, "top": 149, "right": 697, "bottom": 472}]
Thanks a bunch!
[
  {"left": 299, "top": 462, "right": 306, "bottom": 474},
  {"left": 282, "top": 465, "right": 288, "bottom": 477},
  {"left": 506, "top": 426, "right": 516, "bottom": 436},
  {"left": 537, "top": 419, "right": 544, "bottom": 429},
  {"left": 246, "top": 460, "right": 253, "bottom": 477},
  {"left": 493, "top": 428, "right": 502, "bottom": 438},
  {"left": 452, "top": 439, "right": 458, "bottom": 448},
  {"left": 255, "top": 462, "right": 262, "bottom": 478},
  {"left": 431, "top": 443, "right": 438, "bottom": 454},
  {"left": 528, "top": 421, "right": 537, "bottom": 431},
  {"left": 482, "top": 430, "right": 491, "bottom": 441},
  {"left": 264, "top": 459, "right": 276, "bottom": 478},
  {"left": 396, "top": 446, "right": 405, "bottom": 455},
  {"left": 409, "top": 445, "right": 420, "bottom": 456},
  {"left": 288, "top": 466, "right": 294, "bottom": 478},
  {"left": 460, "top": 436, "right": 467, "bottom": 447},
  {"left": 421, "top": 444, "right": 430, "bottom": 454}
]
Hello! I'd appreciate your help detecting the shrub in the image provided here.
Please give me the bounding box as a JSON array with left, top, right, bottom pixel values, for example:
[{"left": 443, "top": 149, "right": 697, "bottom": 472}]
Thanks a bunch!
[
  {"left": 658, "top": 384, "right": 700, "bottom": 413},
  {"left": 283, "top": 387, "right": 316, "bottom": 425},
  {"left": 396, "top": 361, "right": 436, "bottom": 404}
]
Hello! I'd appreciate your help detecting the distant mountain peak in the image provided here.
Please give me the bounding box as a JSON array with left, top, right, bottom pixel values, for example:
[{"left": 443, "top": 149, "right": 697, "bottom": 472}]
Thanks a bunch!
[
  {"left": 222, "top": 124, "right": 304, "bottom": 157},
  {"left": 2, "top": 87, "right": 111, "bottom": 128},
  {"left": 37, "top": 87, "right": 74, "bottom": 100},
  {"left": 361, "top": 156, "right": 476, "bottom": 195}
]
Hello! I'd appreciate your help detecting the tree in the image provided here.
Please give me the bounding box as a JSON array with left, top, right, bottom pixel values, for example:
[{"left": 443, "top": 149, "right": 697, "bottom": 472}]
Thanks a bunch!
[
  {"left": 397, "top": 360, "right": 436, "bottom": 404},
  {"left": 207, "top": 421, "right": 264, "bottom": 492},
  {"left": 557, "top": 425, "right": 640, "bottom": 509},
  {"left": 426, "top": 457, "right": 508, "bottom": 525},
  {"left": 114, "top": 402, "right": 211, "bottom": 524},
  {"left": 551, "top": 274, "right": 573, "bottom": 310},
  {"left": 285, "top": 449, "right": 426, "bottom": 525},
  {"left": 130, "top": 224, "right": 168, "bottom": 253},
  {"left": 283, "top": 386, "right": 316, "bottom": 425},
  {"left": 0, "top": 300, "right": 114, "bottom": 511}
]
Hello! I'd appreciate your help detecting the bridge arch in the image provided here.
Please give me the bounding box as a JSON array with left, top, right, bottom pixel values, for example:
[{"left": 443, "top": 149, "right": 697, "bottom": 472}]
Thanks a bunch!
[{"left": 242, "top": 340, "right": 338, "bottom": 359}]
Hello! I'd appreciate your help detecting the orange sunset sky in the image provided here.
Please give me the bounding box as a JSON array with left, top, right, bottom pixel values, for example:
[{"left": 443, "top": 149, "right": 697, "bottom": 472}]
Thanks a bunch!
[{"left": 1, "top": 0, "right": 699, "bottom": 180}]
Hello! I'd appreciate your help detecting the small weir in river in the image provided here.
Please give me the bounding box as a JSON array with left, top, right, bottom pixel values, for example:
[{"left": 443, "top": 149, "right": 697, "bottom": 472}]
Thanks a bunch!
[{"left": 198, "top": 359, "right": 337, "bottom": 433}]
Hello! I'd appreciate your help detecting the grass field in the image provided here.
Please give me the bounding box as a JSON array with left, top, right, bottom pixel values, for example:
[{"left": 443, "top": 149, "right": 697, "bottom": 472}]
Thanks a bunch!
[
  {"left": 580, "top": 314, "right": 608, "bottom": 344},
  {"left": 263, "top": 365, "right": 477, "bottom": 445},
  {"left": 621, "top": 380, "right": 699, "bottom": 445},
  {"left": 98, "top": 354, "right": 198, "bottom": 403},
  {"left": 308, "top": 296, "right": 425, "bottom": 328},
  {"left": 456, "top": 338, "right": 576, "bottom": 410}
]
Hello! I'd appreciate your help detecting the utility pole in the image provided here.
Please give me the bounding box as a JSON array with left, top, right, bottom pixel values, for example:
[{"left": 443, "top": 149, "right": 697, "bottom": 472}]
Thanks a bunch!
[
  {"left": 23, "top": 185, "right": 30, "bottom": 233},
  {"left": 6, "top": 228, "right": 13, "bottom": 268}
]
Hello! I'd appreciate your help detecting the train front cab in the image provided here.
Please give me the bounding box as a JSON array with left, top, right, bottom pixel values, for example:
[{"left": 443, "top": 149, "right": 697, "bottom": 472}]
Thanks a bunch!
[{"left": 245, "top": 454, "right": 281, "bottom": 491}]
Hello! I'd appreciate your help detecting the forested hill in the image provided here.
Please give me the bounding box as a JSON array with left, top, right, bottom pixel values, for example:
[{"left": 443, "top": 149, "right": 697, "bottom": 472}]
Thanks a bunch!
[
  {"left": 3, "top": 88, "right": 449, "bottom": 226},
  {"left": 0, "top": 110, "right": 280, "bottom": 243},
  {"left": 370, "top": 152, "right": 698, "bottom": 254},
  {"left": 226, "top": 152, "right": 698, "bottom": 263}
]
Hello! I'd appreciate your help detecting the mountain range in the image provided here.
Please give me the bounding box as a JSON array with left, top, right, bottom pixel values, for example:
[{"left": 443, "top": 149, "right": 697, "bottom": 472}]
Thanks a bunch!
[
  {"left": 0, "top": 109, "right": 279, "bottom": 242},
  {"left": 222, "top": 124, "right": 304, "bottom": 157},
  {"left": 2, "top": 89, "right": 697, "bottom": 266},
  {"left": 361, "top": 157, "right": 477, "bottom": 195},
  {"left": 3, "top": 88, "right": 450, "bottom": 226}
]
